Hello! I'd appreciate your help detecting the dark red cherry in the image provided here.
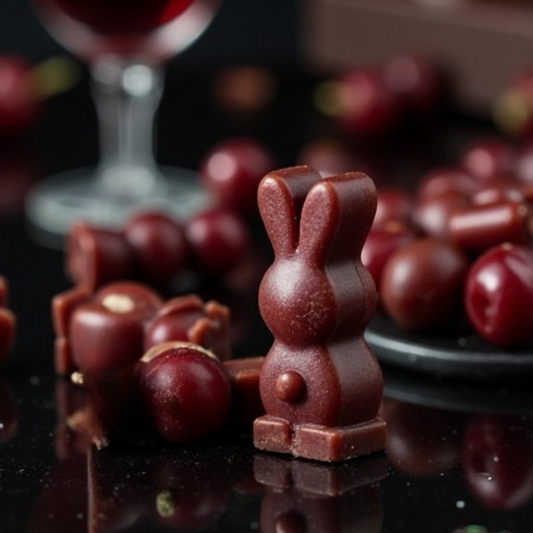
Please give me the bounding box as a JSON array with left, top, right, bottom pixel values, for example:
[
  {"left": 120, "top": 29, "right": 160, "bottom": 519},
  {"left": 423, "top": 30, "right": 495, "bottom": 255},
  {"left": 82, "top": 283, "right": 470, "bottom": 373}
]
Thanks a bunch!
[
  {"left": 465, "top": 244, "right": 533, "bottom": 347},
  {"left": 335, "top": 68, "right": 401, "bottom": 136},
  {"left": 460, "top": 139, "right": 517, "bottom": 183},
  {"left": 0, "top": 56, "right": 40, "bottom": 135},
  {"left": 416, "top": 166, "right": 477, "bottom": 202},
  {"left": 361, "top": 223, "right": 417, "bottom": 290},
  {"left": 413, "top": 191, "right": 470, "bottom": 239},
  {"left": 373, "top": 188, "right": 414, "bottom": 230},
  {"left": 184, "top": 208, "right": 251, "bottom": 278},
  {"left": 381, "top": 238, "right": 469, "bottom": 331},
  {"left": 200, "top": 138, "right": 275, "bottom": 216},
  {"left": 123, "top": 211, "right": 189, "bottom": 286},
  {"left": 136, "top": 343, "right": 231, "bottom": 443},
  {"left": 67, "top": 222, "right": 134, "bottom": 292},
  {"left": 382, "top": 54, "right": 444, "bottom": 118}
]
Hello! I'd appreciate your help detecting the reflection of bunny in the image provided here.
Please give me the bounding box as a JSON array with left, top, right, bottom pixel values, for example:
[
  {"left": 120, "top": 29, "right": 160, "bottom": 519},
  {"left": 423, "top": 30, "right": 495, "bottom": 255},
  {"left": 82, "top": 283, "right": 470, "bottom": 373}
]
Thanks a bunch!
[{"left": 254, "top": 166, "right": 386, "bottom": 462}]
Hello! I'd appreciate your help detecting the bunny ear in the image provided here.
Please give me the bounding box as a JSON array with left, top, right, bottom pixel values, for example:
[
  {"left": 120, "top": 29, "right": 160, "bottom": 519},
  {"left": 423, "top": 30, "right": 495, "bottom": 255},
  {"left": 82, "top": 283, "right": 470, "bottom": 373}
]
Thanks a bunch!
[
  {"left": 299, "top": 172, "right": 377, "bottom": 266},
  {"left": 258, "top": 166, "right": 321, "bottom": 257}
]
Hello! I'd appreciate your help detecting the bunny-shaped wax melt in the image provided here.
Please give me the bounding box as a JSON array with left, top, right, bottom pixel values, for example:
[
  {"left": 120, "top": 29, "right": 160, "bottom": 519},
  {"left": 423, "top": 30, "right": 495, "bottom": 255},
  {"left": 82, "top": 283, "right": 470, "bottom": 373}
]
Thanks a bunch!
[{"left": 254, "top": 165, "right": 386, "bottom": 462}]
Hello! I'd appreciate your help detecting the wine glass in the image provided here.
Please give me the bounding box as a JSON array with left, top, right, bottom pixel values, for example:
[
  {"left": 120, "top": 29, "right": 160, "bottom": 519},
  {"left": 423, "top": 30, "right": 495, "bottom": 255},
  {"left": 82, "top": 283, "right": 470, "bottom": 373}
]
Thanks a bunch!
[{"left": 26, "top": 0, "right": 220, "bottom": 241}]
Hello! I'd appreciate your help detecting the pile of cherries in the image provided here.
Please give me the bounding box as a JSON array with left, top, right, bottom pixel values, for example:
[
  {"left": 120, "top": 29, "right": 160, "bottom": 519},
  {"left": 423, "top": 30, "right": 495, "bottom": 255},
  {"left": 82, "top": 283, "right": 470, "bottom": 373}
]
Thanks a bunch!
[
  {"left": 54, "top": 281, "right": 238, "bottom": 445},
  {"left": 66, "top": 137, "right": 276, "bottom": 291},
  {"left": 362, "top": 137, "right": 533, "bottom": 348}
]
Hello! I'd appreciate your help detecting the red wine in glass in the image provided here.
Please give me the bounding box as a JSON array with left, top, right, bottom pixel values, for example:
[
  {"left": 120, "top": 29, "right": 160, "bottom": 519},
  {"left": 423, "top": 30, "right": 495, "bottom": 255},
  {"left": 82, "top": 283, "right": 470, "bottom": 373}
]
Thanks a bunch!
[
  {"left": 51, "top": 0, "right": 195, "bottom": 34},
  {"left": 34, "top": 0, "right": 216, "bottom": 61},
  {"left": 27, "top": 0, "right": 220, "bottom": 243}
]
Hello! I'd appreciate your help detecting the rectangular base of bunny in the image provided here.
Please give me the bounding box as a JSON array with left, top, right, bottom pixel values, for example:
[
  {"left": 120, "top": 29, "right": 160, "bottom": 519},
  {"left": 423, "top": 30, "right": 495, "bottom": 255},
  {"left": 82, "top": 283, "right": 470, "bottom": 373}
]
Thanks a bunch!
[{"left": 253, "top": 415, "right": 387, "bottom": 463}]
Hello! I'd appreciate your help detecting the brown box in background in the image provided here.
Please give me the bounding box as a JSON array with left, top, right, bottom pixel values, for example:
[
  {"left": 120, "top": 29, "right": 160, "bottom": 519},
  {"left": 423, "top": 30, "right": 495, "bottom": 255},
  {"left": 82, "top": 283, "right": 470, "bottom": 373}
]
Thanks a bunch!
[{"left": 301, "top": 0, "right": 533, "bottom": 115}]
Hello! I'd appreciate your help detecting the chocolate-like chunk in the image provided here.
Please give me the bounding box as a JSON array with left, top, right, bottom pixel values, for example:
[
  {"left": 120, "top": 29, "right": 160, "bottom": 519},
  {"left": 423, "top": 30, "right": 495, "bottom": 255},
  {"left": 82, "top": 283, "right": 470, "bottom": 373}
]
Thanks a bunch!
[
  {"left": 145, "top": 294, "right": 231, "bottom": 361},
  {"left": 254, "top": 165, "right": 386, "bottom": 462},
  {"left": 224, "top": 356, "right": 265, "bottom": 429},
  {"left": 448, "top": 201, "right": 531, "bottom": 253},
  {"left": 69, "top": 282, "right": 163, "bottom": 372},
  {"left": 52, "top": 286, "right": 91, "bottom": 375},
  {"left": 67, "top": 222, "right": 134, "bottom": 292}
]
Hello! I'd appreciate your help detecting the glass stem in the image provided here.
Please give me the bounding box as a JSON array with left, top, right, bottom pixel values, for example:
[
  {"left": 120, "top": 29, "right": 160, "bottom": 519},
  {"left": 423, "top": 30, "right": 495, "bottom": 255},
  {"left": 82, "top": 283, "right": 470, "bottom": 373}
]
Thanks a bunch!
[{"left": 92, "top": 56, "right": 164, "bottom": 198}]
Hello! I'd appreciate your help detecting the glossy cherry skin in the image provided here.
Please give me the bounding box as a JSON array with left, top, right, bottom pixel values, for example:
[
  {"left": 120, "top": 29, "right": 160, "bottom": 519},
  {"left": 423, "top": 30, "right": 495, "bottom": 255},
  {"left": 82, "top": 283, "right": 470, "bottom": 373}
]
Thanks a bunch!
[
  {"left": 373, "top": 188, "right": 414, "bottom": 230},
  {"left": 200, "top": 138, "right": 275, "bottom": 216},
  {"left": 463, "top": 415, "right": 533, "bottom": 510},
  {"left": 460, "top": 139, "right": 517, "bottom": 183},
  {"left": 136, "top": 344, "right": 231, "bottom": 443},
  {"left": 69, "top": 282, "right": 162, "bottom": 371},
  {"left": 465, "top": 244, "right": 533, "bottom": 347},
  {"left": 123, "top": 211, "right": 189, "bottom": 286},
  {"left": 381, "top": 238, "right": 469, "bottom": 331},
  {"left": 361, "top": 224, "right": 417, "bottom": 290},
  {"left": 382, "top": 54, "right": 443, "bottom": 118},
  {"left": 416, "top": 166, "right": 477, "bottom": 202},
  {"left": 336, "top": 68, "right": 401, "bottom": 136},
  {"left": 0, "top": 56, "right": 40, "bottom": 135},
  {"left": 184, "top": 208, "right": 251, "bottom": 278}
]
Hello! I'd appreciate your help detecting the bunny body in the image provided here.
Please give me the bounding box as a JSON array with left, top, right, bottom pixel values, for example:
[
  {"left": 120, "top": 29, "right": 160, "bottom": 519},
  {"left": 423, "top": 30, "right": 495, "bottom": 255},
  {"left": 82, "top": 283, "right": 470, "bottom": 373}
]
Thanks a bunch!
[{"left": 254, "top": 166, "right": 386, "bottom": 462}]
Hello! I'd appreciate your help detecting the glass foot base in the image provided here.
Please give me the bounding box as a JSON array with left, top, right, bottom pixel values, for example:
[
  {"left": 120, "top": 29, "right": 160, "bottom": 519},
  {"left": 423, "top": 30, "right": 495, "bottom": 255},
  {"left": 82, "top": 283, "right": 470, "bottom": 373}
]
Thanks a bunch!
[{"left": 25, "top": 167, "right": 211, "bottom": 248}]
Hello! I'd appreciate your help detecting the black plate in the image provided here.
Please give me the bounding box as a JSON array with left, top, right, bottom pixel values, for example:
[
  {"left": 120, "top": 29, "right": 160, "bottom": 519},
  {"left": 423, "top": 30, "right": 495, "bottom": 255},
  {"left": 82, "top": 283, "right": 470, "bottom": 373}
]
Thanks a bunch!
[{"left": 365, "top": 311, "right": 533, "bottom": 382}]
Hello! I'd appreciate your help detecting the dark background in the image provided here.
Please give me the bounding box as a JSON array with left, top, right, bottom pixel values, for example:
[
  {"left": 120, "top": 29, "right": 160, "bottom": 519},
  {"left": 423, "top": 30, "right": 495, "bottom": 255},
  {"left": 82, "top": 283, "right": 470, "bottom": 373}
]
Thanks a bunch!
[{"left": 0, "top": 0, "right": 301, "bottom": 68}]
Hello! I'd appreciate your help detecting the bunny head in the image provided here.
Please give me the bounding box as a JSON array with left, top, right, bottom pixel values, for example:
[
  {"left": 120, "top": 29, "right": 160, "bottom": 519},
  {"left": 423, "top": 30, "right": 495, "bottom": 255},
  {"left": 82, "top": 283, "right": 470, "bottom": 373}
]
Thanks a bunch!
[{"left": 258, "top": 165, "right": 377, "bottom": 346}]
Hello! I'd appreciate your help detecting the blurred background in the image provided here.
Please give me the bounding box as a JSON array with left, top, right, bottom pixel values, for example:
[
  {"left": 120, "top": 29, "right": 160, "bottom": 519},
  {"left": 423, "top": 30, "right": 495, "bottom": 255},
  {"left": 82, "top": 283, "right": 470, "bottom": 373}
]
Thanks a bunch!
[{"left": 0, "top": 0, "right": 300, "bottom": 68}]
